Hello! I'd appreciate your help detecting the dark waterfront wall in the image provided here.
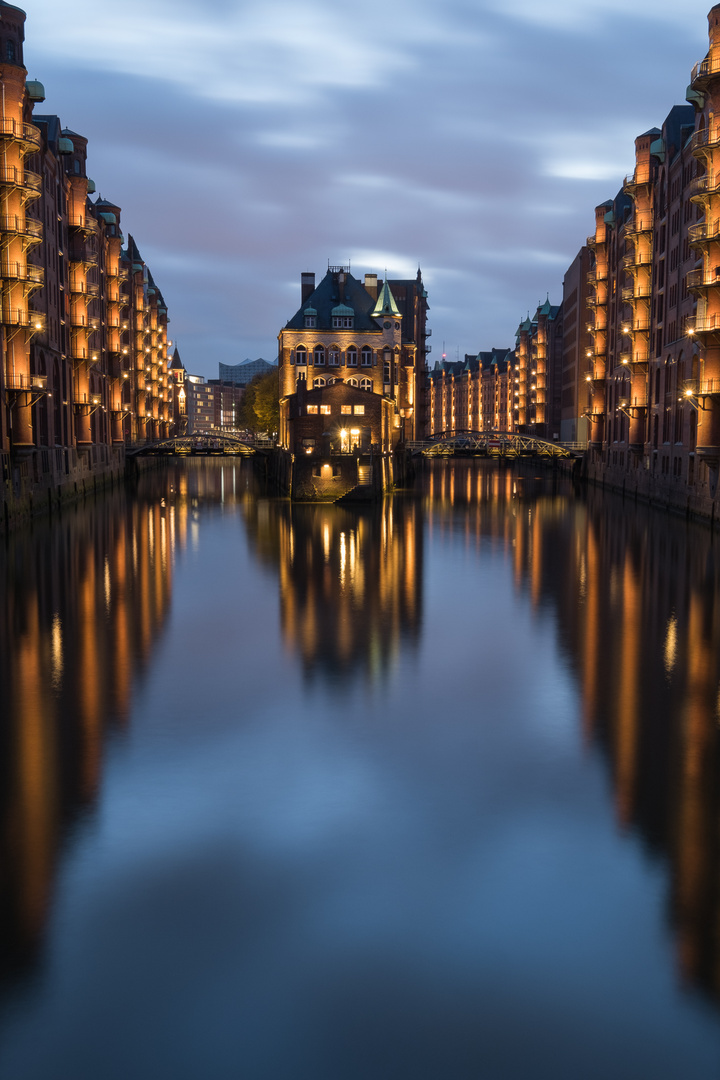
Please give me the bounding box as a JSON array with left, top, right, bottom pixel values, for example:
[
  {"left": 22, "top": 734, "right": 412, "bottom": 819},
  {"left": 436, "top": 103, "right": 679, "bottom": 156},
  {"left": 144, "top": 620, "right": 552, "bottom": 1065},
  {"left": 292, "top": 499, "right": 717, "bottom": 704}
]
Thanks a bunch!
[
  {"left": 585, "top": 447, "right": 720, "bottom": 523},
  {"left": 0, "top": 446, "right": 126, "bottom": 532}
]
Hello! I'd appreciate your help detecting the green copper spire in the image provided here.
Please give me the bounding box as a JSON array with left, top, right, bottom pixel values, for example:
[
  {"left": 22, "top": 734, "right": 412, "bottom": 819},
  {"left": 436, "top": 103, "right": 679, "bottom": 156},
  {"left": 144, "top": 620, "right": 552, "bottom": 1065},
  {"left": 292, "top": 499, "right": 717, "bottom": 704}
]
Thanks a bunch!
[{"left": 371, "top": 277, "right": 401, "bottom": 319}]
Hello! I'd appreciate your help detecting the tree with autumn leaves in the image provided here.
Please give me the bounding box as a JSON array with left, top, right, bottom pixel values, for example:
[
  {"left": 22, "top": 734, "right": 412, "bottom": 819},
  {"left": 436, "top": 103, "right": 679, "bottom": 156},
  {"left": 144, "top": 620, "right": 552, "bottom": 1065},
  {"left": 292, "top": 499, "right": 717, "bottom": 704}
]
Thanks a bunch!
[{"left": 241, "top": 369, "right": 279, "bottom": 436}]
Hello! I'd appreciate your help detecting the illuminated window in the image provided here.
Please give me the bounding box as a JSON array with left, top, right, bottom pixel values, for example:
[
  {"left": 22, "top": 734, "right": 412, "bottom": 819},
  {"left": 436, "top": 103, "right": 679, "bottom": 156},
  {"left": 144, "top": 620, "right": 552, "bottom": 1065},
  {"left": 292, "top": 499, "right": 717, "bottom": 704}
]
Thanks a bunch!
[
  {"left": 341, "top": 405, "right": 352, "bottom": 414},
  {"left": 295, "top": 345, "right": 307, "bottom": 366},
  {"left": 347, "top": 377, "right": 358, "bottom": 387},
  {"left": 307, "top": 404, "right": 318, "bottom": 414},
  {"left": 314, "top": 345, "right": 325, "bottom": 366},
  {"left": 329, "top": 347, "right": 340, "bottom": 366},
  {"left": 320, "top": 404, "right": 331, "bottom": 415},
  {"left": 360, "top": 378, "right": 372, "bottom": 391},
  {"left": 353, "top": 405, "right": 365, "bottom": 415},
  {"left": 314, "top": 377, "right": 326, "bottom": 387}
]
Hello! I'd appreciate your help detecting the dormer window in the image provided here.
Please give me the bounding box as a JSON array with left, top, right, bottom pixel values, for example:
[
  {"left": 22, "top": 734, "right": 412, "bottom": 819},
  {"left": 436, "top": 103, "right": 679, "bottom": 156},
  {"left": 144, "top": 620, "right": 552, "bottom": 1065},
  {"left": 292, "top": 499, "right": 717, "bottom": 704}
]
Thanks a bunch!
[
  {"left": 331, "top": 304, "right": 354, "bottom": 329},
  {"left": 304, "top": 306, "right": 317, "bottom": 328}
]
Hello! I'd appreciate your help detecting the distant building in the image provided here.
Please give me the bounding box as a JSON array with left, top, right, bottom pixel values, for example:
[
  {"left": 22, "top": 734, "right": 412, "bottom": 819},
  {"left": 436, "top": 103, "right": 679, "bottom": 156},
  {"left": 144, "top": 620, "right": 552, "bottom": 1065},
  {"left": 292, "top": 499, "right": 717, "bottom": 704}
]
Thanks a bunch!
[
  {"left": 219, "top": 359, "right": 276, "bottom": 385},
  {"left": 170, "top": 354, "right": 246, "bottom": 434},
  {"left": 514, "top": 299, "right": 563, "bottom": 439},
  {"left": 428, "top": 348, "right": 514, "bottom": 436}
]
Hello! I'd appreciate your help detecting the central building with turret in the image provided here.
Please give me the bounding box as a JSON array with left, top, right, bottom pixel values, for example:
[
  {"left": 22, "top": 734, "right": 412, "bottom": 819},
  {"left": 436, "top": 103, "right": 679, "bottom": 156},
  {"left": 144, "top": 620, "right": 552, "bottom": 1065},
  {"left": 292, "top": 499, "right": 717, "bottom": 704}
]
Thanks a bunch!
[{"left": 277, "top": 266, "right": 428, "bottom": 499}]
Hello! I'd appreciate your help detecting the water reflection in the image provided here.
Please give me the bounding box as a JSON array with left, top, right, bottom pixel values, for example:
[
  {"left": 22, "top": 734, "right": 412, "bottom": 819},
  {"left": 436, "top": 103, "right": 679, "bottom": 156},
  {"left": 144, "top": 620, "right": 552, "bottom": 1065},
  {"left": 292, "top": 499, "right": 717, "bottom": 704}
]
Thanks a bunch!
[
  {"left": 0, "top": 461, "right": 256, "bottom": 984},
  {"left": 243, "top": 499, "right": 423, "bottom": 684},
  {"left": 0, "top": 457, "right": 719, "bottom": 1072},
  {"left": 423, "top": 459, "right": 720, "bottom": 1006}
]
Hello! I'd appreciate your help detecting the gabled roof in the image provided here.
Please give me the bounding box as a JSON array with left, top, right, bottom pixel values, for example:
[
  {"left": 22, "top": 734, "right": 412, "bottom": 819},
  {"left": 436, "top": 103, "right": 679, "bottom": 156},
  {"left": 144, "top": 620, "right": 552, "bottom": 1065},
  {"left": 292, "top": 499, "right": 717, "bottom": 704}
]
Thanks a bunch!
[{"left": 285, "top": 270, "right": 381, "bottom": 333}]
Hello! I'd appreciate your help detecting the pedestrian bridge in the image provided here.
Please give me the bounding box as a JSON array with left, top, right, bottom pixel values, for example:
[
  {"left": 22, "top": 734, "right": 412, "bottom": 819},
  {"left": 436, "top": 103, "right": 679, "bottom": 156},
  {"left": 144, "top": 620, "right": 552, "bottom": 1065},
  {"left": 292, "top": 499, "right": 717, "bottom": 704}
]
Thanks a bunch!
[
  {"left": 406, "top": 432, "right": 582, "bottom": 459},
  {"left": 128, "top": 432, "right": 273, "bottom": 457}
]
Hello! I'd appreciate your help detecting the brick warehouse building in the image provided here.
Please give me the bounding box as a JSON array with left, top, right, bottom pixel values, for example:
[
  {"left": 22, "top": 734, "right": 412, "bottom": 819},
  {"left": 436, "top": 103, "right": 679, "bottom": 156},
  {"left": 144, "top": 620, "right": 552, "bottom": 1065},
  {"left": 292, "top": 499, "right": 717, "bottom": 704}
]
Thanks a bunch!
[
  {"left": 565, "top": 5, "right": 720, "bottom": 515},
  {"left": 278, "top": 266, "right": 429, "bottom": 499},
  {"left": 0, "top": 1, "right": 174, "bottom": 523}
]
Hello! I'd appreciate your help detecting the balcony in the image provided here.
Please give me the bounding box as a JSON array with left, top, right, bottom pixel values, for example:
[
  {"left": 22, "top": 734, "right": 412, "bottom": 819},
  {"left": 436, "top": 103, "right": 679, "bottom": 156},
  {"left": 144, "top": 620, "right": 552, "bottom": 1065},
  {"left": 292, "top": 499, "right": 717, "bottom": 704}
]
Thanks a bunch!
[
  {"left": 623, "top": 172, "right": 652, "bottom": 192},
  {"left": 0, "top": 214, "right": 42, "bottom": 244},
  {"left": 686, "top": 267, "right": 720, "bottom": 292},
  {"left": 69, "top": 313, "right": 100, "bottom": 329},
  {"left": 690, "top": 127, "right": 720, "bottom": 155},
  {"left": 69, "top": 279, "right": 99, "bottom": 297},
  {"left": 68, "top": 214, "right": 99, "bottom": 234},
  {"left": 22, "top": 170, "right": 41, "bottom": 199},
  {"left": 4, "top": 372, "right": 47, "bottom": 391},
  {"left": 686, "top": 313, "right": 720, "bottom": 335},
  {"left": 73, "top": 392, "right": 103, "bottom": 408},
  {"left": 0, "top": 118, "right": 41, "bottom": 152},
  {"left": 0, "top": 307, "right": 46, "bottom": 331},
  {"left": 688, "top": 173, "right": 720, "bottom": 201},
  {"left": 690, "top": 54, "right": 720, "bottom": 89},
  {"left": 624, "top": 216, "right": 653, "bottom": 238},
  {"left": 685, "top": 378, "right": 720, "bottom": 395},
  {"left": 688, "top": 220, "right": 720, "bottom": 246},
  {"left": 0, "top": 261, "right": 44, "bottom": 287},
  {"left": 622, "top": 251, "right": 653, "bottom": 270},
  {"left": 621, "top": 284, "right": 652, "bottom": 302},
  {"left": 619, "top": 351, "right": 650, "bottom": 367}
]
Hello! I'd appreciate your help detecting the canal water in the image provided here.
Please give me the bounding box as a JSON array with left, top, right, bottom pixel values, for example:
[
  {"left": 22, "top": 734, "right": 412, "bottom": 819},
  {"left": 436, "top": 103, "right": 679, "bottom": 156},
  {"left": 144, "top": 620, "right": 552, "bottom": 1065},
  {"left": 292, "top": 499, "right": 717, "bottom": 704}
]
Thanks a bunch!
[{"left": 0, "top": 458, "right": 719, "bottom": 1079}]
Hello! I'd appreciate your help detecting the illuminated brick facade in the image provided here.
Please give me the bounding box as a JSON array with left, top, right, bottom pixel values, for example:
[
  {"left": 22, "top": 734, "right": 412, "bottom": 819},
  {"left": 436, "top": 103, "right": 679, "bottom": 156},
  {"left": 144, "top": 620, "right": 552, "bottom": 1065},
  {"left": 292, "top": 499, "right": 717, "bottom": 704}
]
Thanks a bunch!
[{"left": 0, "top": 1, "right": 174, "bottom": 482}]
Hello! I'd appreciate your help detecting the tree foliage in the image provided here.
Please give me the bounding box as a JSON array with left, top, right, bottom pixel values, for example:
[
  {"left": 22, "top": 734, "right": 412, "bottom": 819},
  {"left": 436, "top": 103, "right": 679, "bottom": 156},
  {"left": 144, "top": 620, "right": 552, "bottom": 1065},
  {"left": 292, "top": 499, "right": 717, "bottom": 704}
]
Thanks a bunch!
[{"left": 241, "top": 369, "right": 279, "bottom": 435}]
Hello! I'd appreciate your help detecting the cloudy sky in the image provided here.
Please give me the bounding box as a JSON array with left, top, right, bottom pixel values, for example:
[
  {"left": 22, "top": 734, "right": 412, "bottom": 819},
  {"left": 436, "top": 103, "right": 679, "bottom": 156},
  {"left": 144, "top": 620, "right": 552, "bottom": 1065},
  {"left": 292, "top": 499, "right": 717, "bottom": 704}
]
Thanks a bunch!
[{"left": 21, "top": 0, "right": 717, "bottom": 377}]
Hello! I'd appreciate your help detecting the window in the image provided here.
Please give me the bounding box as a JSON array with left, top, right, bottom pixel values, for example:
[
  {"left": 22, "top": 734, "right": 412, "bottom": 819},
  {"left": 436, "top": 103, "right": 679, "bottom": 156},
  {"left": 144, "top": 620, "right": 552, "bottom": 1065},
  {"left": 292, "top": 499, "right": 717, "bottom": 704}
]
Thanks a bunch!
[
  {"left": 353, "top": 405, "right": 365, "bottom": 415},
  {"left": 329, "top": 347, "right": 340, "bottom": 366},
  {"left": 341, "top": 405, "right": 352, "bottom": 414},
  {"left": 6, "top": 40, "right": 15, "bottom": 61},
  {"left": 314, "top": 345, "right": 325, "bottom": 366},
  {"left": 295, "top": 345, "right": 307, "bottom": 365},
  {"left": 307, "top": 404, "right": 318, "bottom": 414},
  {"left": 313, "top": 377, "right": 326, "bottom": 387},
  {"left": 361, "top": 347, "right": 372, "bottom": 366},
  {"left": 360, "top": 378, "right": 372, "bottom": 391},
  {"left": 320, "top": 404, "right": 331, "bottom": 415},
  {"left": 347, "top": 377, "right": 358, "bottom": 387},
  {"left": 305, "top": 314, "right": 316, "bottom": 328},
  {"left": 346, "top": 347, "right": 357, "bottom": 367}
]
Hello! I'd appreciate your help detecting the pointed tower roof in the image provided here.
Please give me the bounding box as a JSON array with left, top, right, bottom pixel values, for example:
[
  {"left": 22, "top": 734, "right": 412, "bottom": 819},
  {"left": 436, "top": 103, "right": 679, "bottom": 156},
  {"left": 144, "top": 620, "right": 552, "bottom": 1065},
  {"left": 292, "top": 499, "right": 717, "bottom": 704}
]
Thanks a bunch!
[
  {"left": 170, "top": 346, "right": 184, "bottom": 371},
  {"left": 372, "top": 278, "right": 401, "bottom": 319}
]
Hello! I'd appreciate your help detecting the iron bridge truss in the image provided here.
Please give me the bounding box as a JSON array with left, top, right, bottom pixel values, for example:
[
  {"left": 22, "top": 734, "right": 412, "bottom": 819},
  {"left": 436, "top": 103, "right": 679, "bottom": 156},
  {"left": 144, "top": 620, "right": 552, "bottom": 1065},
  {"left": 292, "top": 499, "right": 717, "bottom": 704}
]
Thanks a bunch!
[
  {"left": 129, "top": 431, "right": 261, "bottom": 457},
  {"left": 412, "top": 432, "right": 576, "bottom": 459}
]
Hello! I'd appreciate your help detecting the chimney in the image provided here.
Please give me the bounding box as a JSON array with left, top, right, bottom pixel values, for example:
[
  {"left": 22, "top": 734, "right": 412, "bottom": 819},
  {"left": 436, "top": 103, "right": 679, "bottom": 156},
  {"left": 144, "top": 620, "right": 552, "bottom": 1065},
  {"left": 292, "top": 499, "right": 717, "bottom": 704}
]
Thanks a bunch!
[
  {"left": 364, "top": 273, "right": 378, "bottom": 300},
  {"left": 301, "top": 272, "right": 315, "bottom": 303}
]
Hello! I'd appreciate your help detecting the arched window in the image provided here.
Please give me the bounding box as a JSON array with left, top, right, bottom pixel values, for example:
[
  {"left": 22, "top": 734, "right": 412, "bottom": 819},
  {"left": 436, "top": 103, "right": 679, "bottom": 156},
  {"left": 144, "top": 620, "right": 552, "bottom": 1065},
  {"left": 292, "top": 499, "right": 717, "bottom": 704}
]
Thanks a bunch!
[
  {"left": 314, "top": 377, "right": 326, "bottom": 387},
  {"left": 328, "top": 346, "right": 340, "bottom": 366},
  {"left": 295, "top": 345, "right": 307, "bottom": 366},
  {"left": 314, "top": 345, "right": 325, "bottom": 366},
  {"left": 347, "top": 377, "right": 358, "bottom": 387},
  {"left": 361, "top": 346, "right": 372, "bottom": 366},
  {"left": 360, "top": 377, "right": 372, "bottom": 391},
  {"left": 346, "top": 347, "right": 357, "bottom": 367}
]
